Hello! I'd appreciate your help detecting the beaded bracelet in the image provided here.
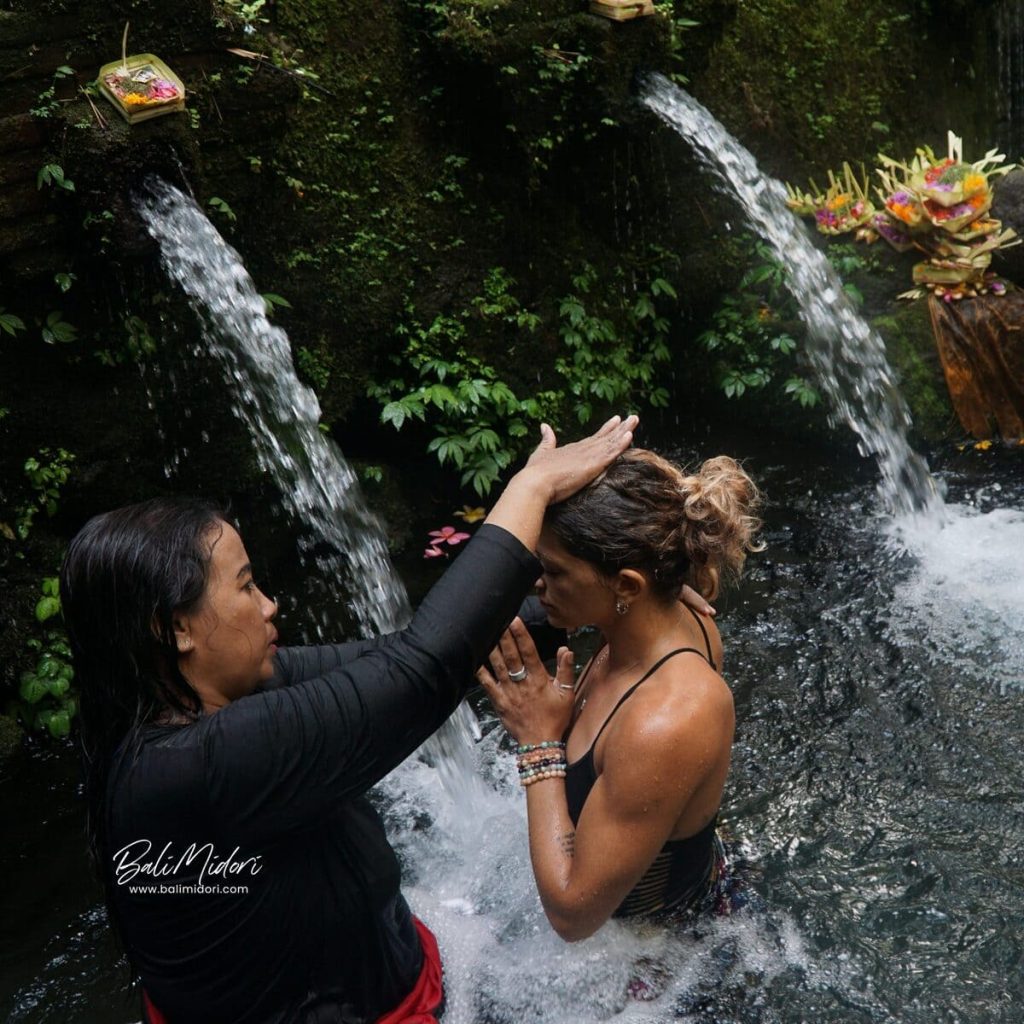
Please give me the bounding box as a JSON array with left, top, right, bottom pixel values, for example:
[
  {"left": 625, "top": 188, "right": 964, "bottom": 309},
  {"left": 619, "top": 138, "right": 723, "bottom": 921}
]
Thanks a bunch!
[
  {"left": 516, "top": 741, "right": 566, "bottom": 755},
  {"left": 514, "top": 740, "right": 567, "bottom": 787},
  {"left": 517, "top": 749, "right": 566, "bottom": 767},
  {"left": 518, "top": 759, "right": 567, "bottom": 776},
  {"left": 516, "top": 751, "right": 565, "bottom": 772},
  {"left": 520, "top": 764, "right": 567, "bottom": 787}
]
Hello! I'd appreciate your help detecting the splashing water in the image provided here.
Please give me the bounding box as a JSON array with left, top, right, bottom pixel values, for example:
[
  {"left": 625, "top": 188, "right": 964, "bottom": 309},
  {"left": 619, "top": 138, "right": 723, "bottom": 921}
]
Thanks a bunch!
[
  {"left": 886, "top": 495, "right": 1024, "bottom": 692},
  {"left": 642, "top": 74, "right": 943, "bottom": 521}
]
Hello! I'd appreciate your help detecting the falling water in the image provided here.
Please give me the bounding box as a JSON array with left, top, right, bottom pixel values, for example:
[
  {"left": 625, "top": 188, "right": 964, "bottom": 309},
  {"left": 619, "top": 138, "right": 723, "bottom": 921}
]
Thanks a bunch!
[
  {"left": 642, "top": 74, "right": 943, "bottom": 520},
  {"left": 137, "top": 178, "right": 489, "bottom": 809},
  {"left": 138, "top": 178, "right": 406, "bottom": 638},
  {"left": 642, "top": 76, "right": 1024, "bottom": 696}
]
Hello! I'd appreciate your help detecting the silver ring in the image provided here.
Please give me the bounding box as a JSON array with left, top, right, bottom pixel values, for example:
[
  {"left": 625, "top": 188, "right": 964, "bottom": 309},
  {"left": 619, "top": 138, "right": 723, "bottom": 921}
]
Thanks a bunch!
[{"left": 508, "top": 666, "right": 528, "bottom": 682}]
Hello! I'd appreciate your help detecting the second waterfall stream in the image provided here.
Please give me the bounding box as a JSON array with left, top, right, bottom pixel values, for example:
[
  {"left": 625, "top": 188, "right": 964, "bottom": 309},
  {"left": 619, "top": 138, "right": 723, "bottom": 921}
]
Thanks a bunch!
[{"left": 641, "top": 73, "right": 1024, "bottom": 691}]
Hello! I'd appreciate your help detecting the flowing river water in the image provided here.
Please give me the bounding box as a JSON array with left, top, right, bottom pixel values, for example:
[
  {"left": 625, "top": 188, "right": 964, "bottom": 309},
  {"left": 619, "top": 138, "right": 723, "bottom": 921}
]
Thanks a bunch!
[{"left": 2, "top": 161, "right": 1024, "bottom": 1022}]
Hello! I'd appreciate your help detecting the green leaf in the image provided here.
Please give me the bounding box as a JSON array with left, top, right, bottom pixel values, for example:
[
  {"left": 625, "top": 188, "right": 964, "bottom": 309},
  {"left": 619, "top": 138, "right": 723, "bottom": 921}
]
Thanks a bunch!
[
  {"left": 457, "top": 379, "right": 488, "bottom": 406},
  {"left": 207, "top": 196, "right": 237, "bottom": 222},
  {"left": 42, "top": 311, "right": 77, "bottom": 344},
  {"left": 36, "top": 164, "right": 74, "bottom": 191},
  {"left": 47, "top": 710, "right": 71, "bottom": 738},
  {"left": 35, "top": 595, "right": 61, "bottom": 622},
  {"left": 54, "top": 272, "right": 76, "bottom": 293},
  {"left": 784, "top": 375, "right": 820, "bottom": 408},
  {"left": 47, "top": 675, "right": 70, "bottom": 698},
  {"left": 467, "top": 428, "right": 500, "bottom": 452},
  {"left": 0, "top": 309, "right": 26, "bottom": 336},
  {"left": 427, "top": 435, "right": 467, "bottom": 468},
  {"left": 742, "top": 264, "right": 776, "bottom": 287},
  {"left": 425, "top": 383, "right": 457, "bottom": 410},
  {"left": 20, "top": 673, "right": 46, "bottom": 704},
  {"left": 650, "top": 277, "right": 678, "bottom": 299},
  {"left": 261, "top": 292, "right": 292, "bottom": 315},
  {"left": 380, "top": 402, "right": 408, "bottom": 430},
  {"left": 632, "top": 294, "right": 656, "bottom": 320}
]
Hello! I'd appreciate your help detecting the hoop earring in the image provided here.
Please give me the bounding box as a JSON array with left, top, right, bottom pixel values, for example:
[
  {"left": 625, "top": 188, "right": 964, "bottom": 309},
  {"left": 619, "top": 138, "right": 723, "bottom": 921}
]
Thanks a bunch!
[{"left": 616, "top": 599, "right": 629, "bottom": 616}]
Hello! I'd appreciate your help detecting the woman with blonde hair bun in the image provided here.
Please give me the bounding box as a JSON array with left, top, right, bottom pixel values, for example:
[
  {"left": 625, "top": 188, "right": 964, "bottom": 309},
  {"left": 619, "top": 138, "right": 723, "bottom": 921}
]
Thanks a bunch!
[{"left": 479, "top": 449, "right": 762, "bottom": 940}]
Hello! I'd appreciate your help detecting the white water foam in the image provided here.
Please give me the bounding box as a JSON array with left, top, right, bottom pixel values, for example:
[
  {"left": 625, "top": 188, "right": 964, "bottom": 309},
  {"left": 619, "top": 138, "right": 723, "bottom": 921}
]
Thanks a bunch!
[
  {"left": 886, "top": 501, "right": 1024, "bottom": 690},
  {"left": 381, "top": 723, "right": 814, "bottom": 1023}
]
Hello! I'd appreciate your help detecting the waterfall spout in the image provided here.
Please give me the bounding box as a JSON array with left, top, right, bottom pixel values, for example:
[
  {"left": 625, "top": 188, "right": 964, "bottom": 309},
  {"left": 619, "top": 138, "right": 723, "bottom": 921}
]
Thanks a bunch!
[
  {"left": 642, "top": 74, "right": 945, "bottom": 521},
  {"left": 137, "top": 177, "right": 409, "bottom": 637}
]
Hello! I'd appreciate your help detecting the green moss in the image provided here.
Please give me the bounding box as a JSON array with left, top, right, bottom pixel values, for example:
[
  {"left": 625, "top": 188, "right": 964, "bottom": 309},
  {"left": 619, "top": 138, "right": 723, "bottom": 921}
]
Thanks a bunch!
[{"left": 686, "top": 0, "right": 990, "bottom": 180}]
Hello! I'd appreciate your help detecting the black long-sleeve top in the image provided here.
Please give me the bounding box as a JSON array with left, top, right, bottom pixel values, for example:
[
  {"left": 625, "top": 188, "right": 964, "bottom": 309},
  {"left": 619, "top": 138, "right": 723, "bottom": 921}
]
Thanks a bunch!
[{"left": 106, "top": 524, "right": 541, "bottom": 1024}]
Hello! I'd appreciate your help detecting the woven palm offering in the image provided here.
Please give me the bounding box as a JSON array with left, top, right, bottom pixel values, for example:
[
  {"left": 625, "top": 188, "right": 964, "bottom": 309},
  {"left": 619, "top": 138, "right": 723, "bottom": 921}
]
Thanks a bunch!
[
  {"left": 590, "top": 0, "right": 655, "bottom": 18},
  {"left": 879, "top": 135, "right": 1017, "bottom": 300},
  {"left": 98, "top": 54, "right": 185, "bottom": 124},
  {"left": 788, "top": 132, "right": 1020, "bottom": 301},
  {"left": 785, "top": 163, "right": 875, "bottom": 236}
]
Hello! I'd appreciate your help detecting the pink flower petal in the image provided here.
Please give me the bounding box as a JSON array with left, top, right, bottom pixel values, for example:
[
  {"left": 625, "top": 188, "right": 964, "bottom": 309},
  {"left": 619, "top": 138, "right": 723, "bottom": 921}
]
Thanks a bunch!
[
  {"left": 445, "top": 531, "right": 471, "bottom": 545},
  {"left": 423, "top": 545, "right": 446, "bottom": 558}
]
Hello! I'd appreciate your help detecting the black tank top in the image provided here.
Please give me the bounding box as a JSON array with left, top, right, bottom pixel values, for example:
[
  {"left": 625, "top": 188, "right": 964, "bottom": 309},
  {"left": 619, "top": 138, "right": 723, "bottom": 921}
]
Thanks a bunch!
[{"left": 564, "top": 607, "right": 720, "bottom": 918}]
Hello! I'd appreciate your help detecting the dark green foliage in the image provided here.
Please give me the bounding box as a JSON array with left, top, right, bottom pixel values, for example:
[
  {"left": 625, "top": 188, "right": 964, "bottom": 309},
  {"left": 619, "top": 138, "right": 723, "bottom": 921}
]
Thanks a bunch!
[{"left": 698, "top": 238, "right": 819, "bottom": 409}]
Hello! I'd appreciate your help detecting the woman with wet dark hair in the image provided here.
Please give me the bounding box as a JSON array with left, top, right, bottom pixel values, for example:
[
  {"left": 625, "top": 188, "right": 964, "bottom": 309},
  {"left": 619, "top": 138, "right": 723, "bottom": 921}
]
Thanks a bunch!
[
  {"left": 60, "top": 416, "right": 638, "bottom": 1024},
  {"left": 479, "top": 449, "right": 762, "bottom": 941}
]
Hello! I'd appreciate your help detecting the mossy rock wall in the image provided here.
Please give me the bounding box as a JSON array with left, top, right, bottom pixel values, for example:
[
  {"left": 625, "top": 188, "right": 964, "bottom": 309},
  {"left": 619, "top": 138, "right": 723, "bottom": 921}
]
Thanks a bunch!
[{"left": 683, "top": 0, "right": 996, "bottom": 180}]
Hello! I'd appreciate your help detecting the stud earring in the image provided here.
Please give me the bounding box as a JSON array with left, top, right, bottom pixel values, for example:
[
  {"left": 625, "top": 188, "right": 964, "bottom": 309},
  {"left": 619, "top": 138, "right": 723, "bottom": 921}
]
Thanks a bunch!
[{"left": 616, "top": 599, "right": 629, "bottom": 616}]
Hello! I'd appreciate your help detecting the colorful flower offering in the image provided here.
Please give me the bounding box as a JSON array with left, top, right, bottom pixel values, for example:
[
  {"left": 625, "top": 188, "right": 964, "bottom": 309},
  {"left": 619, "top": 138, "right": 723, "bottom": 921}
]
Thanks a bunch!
[
  {"left": 787, "top": 131, "right": 1020, "bottom": 300},
  {"left": 785, "top": 163, "right": 874, "bottom": 236},
  {"left": 97, "top": 55, "right": 186, "bottom": 124}
]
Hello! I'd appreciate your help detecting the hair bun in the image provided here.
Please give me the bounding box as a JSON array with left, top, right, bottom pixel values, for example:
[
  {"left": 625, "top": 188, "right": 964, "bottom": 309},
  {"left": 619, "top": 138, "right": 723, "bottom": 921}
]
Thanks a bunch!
[{"left": 677, "top": 455, "right": 763, "bottom": 599}]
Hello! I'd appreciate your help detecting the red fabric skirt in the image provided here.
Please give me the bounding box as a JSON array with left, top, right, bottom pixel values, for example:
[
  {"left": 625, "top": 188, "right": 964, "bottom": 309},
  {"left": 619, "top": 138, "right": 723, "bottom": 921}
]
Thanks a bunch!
[
  {"left": 142, "top": 916, "right": 444, "bottom": 1024},
  {"left": 374, "top": 917, "right": 444, "bottom": 1024}
]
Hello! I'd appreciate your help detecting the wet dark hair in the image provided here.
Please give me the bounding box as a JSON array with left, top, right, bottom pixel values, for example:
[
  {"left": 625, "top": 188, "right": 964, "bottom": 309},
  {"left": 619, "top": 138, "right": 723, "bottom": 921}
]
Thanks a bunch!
[
  {"left": 59, "top": 496, "right": 225, "bottom": 956},
  {"left": 545, "top": 449, "right": 763, "bottom": 601}
]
